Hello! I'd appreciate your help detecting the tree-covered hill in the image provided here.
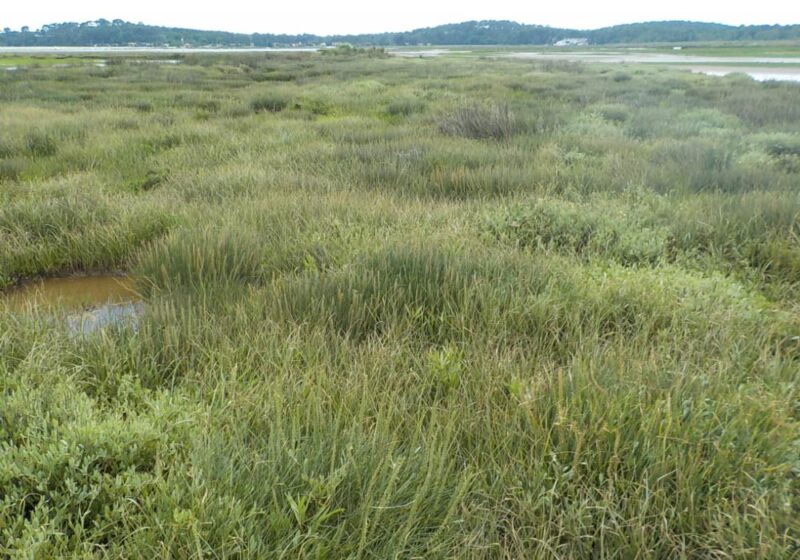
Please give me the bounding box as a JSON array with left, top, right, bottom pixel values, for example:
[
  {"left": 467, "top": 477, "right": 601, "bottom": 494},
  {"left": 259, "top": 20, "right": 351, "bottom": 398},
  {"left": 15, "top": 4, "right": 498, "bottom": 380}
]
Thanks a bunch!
[
  {"left": 1, "top": 18, "right": 799, "bottom": 47},
  {"left": 588, "top": 20, "right": 800, "bottom": 43}
]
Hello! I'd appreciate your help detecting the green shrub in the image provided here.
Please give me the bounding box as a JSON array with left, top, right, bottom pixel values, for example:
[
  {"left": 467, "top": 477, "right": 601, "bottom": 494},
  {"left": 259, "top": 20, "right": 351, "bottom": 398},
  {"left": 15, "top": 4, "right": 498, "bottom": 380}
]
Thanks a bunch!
[{"left": 0, "top": 379, "right": 193, "bottom": 554}]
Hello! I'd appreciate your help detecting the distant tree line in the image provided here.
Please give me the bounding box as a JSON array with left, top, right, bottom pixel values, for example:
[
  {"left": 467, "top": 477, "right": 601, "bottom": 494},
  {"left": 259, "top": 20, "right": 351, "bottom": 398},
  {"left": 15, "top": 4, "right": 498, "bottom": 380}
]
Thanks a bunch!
[{"left": 1, "top": 19, "right": 799, "bottom": 47}]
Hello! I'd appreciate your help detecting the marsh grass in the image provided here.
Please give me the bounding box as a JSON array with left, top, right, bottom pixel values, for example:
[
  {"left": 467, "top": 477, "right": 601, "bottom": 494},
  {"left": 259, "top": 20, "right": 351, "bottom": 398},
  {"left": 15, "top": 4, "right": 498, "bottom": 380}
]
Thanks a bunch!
[
  {"left": 0, "top": 158, "right": 24, "bottom": 182},
  {"left": 438, "top": 101, "right": 518, "bottom": 142},
  {"left": 250, "top": 93, "right": 290, "bottom": 113},
  {"left": 0, "top": 52, "right": 799, "bottom": 557}
]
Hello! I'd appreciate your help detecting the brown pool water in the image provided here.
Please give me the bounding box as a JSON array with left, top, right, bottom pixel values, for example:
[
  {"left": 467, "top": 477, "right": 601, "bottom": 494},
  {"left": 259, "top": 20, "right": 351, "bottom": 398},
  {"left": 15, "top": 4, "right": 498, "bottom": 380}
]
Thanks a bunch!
[
  {"left": 3, "top": 275, "right": 143, "bottom": 334},
  {"left": 4, "top": 275, "right": 139, "bottom": 310}
]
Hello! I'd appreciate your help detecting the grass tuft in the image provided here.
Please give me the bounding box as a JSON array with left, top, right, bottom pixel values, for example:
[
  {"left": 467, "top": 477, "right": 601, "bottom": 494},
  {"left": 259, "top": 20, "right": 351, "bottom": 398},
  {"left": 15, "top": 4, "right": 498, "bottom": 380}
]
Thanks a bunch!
[{"left": 438, "top": 101, "right": 517, "bottom": 141}]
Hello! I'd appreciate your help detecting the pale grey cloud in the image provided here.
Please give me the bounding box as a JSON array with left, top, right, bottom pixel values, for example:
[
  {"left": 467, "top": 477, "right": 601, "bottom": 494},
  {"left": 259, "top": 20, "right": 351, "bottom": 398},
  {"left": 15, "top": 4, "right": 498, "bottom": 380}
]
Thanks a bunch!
[{"left": 2, "top": 0, "right": 797, "bottom": 35}]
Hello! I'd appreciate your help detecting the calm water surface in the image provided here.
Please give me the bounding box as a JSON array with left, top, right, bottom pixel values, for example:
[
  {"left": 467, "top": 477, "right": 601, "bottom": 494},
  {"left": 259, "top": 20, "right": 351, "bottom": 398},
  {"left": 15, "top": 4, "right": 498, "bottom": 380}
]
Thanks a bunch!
[{"left": 3, "top": 275, "right": 142, "bottom": 334}]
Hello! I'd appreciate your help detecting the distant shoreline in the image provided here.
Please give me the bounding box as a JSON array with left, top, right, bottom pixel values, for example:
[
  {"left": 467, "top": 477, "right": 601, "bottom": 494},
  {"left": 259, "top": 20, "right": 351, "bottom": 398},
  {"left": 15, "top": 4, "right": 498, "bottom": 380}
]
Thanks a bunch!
[
  {"left": 0, "top": 46, "right": 323, "bottom": 54},
  {"left": 3, "top": 19, "right": 800, "bottom": 49}
]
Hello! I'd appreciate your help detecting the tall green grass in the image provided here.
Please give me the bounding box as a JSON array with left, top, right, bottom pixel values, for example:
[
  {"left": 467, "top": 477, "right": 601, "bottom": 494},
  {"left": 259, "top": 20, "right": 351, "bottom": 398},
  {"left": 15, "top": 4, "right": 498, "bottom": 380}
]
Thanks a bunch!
[{"left": 1, "top": 52, "right": 798, "bottom": 557}]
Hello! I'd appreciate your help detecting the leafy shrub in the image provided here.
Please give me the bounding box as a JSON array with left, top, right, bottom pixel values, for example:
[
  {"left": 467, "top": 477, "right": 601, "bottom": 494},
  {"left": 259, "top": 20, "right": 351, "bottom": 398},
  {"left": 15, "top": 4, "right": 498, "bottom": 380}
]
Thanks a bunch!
[
  {"left": 438, "top": 102, "right": 517, "bottom": 142},
  {"left": 0, "top": 380, "right": 192, "bottom": 554}
]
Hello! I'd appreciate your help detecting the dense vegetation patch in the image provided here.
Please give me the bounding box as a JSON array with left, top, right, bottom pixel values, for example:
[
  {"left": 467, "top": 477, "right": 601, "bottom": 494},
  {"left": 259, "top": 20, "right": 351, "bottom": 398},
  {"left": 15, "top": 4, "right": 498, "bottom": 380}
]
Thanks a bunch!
[{"left": 0, "top": 52, "right": 798, "bottom": 557}]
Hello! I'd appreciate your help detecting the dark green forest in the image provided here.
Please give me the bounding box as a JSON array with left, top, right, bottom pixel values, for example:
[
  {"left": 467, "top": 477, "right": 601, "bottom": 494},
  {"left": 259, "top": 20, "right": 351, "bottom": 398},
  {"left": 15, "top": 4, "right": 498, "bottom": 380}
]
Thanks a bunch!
[{"left": 1, "top": 18, "right": 799, "bottom": 47}]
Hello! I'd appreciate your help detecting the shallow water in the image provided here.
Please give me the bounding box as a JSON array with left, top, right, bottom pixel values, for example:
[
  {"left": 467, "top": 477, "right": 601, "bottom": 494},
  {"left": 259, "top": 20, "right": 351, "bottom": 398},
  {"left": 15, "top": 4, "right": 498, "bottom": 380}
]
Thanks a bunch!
[
  {"left": 66, "top": 301, "right": 144, "bottom": 335},
  {"left": 3, "top": 275, "right": 142, "bottom": 334},
  {"left": 503, "top": 52, "right": 800, "bottom": 82},
  {"left": 0, "top": 46, "right": 322, "bottom": 54},
  {"left": 692, "top": 68, "right": 800, "bottom": 82},
  {"left": 505, "top": 51, "right": 800, "bottom": 65},
  {"left": 5, "top": 275, "right": 138, "bottom": 309},
  {"left": 391, "top": 49, "right": 472, "bottom": 58}
]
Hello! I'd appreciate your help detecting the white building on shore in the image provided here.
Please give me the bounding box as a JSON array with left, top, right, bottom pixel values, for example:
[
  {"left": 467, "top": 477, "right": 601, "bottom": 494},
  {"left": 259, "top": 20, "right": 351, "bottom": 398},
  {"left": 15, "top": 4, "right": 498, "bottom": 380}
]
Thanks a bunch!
[{"left": 554, "top": 38, "right": 589, "bottom": 47}]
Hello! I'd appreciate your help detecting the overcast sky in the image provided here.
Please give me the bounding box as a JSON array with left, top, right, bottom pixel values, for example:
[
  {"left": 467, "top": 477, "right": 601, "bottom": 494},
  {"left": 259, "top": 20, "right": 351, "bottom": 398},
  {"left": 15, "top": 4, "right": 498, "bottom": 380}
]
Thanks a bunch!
[{"left": 3, "top": 1, "right": 798, "bottom": 35}]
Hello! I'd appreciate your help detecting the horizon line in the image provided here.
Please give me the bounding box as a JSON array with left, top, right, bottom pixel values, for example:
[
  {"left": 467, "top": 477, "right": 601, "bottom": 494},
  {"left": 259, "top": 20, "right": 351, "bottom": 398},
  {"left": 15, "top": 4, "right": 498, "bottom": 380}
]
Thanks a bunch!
[{"left": 4, "top": 18, "right": 799, "bottom": 38}]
